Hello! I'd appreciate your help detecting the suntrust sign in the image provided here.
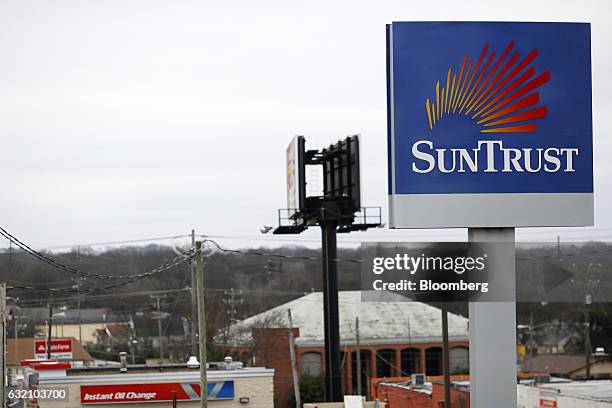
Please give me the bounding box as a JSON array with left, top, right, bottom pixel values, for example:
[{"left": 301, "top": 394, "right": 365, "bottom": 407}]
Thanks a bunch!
[
  {"left": 387, "top": 22, "right": 593, "bottom": 228},
  {"left": 411, "top": 140, "right": 578, "bottom": 174}
]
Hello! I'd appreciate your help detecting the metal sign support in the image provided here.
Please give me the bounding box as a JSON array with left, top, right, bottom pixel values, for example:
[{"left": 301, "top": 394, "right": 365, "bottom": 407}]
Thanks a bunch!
[{"left": 468, "top": 228, "right": 517, "bottom": 408}]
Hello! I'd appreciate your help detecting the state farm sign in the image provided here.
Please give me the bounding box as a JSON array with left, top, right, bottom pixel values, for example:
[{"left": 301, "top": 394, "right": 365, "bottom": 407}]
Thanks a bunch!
[
  {"left": 34, "top": 339, "right": 73, "bottom": 360},
  {"left": 81, "top": 381, "right": 234, "bottom": 404}
]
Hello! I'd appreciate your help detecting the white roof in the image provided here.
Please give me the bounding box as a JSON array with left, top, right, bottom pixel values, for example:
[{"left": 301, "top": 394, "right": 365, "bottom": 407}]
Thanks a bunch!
[
  {"left": 538, "top": 380, "right": 612, "bottom": 402},
  {"left": 225, "top": 290, "right": 469, "bottom": 347}
]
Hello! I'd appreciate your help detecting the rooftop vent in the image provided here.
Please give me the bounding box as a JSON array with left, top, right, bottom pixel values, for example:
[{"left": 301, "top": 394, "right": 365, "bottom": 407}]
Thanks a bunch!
[{"left": 186, "top": 356, "right": 200, "bottom": 368}]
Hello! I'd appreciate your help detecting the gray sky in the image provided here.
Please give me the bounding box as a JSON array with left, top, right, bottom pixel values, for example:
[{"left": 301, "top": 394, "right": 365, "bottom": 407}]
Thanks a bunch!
[{"left": 0, "top": 0, "right": 611, "bottom": 250}]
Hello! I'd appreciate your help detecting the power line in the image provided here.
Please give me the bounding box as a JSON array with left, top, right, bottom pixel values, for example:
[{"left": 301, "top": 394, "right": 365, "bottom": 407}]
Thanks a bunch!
[
  {"left": 7, "top": 251, "right": 194, "bottom": 293},
  {"left": 203, "top": 238, "right": 363, "bottom": 264},
  {"left": 12, "top": 288, "right": 192, "bottom": 305},
  {"left": 11, "top": 286, "right": 312, "bottom": 304},
  {"left": 204, "top": 235, "right": 612, "bottom": 263},
  {"left": 0, "top": 224, "right": 194, "bottom": 281},
  {"left": 35, "top": 235, "right": 191, "bottom": 251}
]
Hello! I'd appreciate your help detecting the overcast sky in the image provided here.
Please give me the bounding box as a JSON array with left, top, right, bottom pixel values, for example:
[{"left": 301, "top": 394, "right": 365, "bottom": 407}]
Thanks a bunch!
[{"left": 0, "top": 0, "right": 611, "bottom": 251}]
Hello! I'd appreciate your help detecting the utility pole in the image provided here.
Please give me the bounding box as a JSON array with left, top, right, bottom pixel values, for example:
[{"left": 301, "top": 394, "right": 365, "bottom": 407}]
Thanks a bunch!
[
  {"left": 580, "top": 262, "right": 599, "bottom": 380},
  {"left": 47, "top": 292, "right": 54, "bottom": 359},
  {"left": 528, "top": 311, "right": 535, "bottom": 358},
  {"left": 287, "top": 309, "right": 301, "bottom": 408},
  {"left": 441, "top": 306, "right": 451, "bottom": 408},
  {"left": 150, "top": 294, "right": 167, "bottom": 362},
  {"left": 72, "top": 277, "right": 82, "bottom": 345},
  {"left": 195, "top": 241, "right": 208, "bottom": 408},
  {"left": 223, "top": 288, "right": 243, "bottom": 324},
  {"left": 1, "top": 282, "right": 7, "bottom": 406},
  {"left": 13, "top": 307, "right": 18, "bottom": 368},
  {"left": 355, "top": 316, "right": 362, "bottom": 396},
  {"left": 585, "top": 293, "right": 592, "bottom": 379},
  {"left": 128, "top": 317, "right": 137, "bottom": 364},
  {"left": 190, "top": 229, "right": 198, "bottom": 357},
  {"left": 222, "top": 288, "right": 243, "bottom": 350}
]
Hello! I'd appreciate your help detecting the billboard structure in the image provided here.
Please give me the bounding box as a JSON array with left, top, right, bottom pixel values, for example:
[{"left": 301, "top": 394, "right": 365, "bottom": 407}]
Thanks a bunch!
[
  {"left": 277, "top": 135, "right": 377, "bottom": 234},
  {"left": 274, "top": 135, "right": 380, "bottom": 403},
  {"left": 387, "top": 22, "right": 593, "bottom": 228},
  {"left": 286, "top": 136, "right": 305, "bottom": 217}
]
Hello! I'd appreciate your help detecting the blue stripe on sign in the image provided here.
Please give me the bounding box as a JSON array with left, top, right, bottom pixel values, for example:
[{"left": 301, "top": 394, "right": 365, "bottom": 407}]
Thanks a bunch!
[{"left": 207, "top": 381, "right": 234, "bottom": 400}]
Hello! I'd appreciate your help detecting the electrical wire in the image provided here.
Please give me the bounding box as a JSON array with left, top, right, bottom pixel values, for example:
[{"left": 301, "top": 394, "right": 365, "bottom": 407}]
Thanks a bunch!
[
  {"left": 12, "top": 287, "right": 313, "bottom": 306},
  {"left": 203, "top": 238, "right": 363, "bottom": 264},
  {"left": 0, "top": 225, "right": 195, "bottom": 281},
  {"left": 7, "top": 251, "right": 194, "bottom": 293}
]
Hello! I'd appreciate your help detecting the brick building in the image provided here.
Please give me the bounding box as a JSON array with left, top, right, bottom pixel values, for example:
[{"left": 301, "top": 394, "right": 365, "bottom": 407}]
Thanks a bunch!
[
  {"left": 223, "top": 291, "right": 469, "bottom": 408},
  {"left": 375, "top": 379, "right": 470, "bottom": 408},
  {"left": 6, "top": 338, "right": 95, "bottom": 369}
]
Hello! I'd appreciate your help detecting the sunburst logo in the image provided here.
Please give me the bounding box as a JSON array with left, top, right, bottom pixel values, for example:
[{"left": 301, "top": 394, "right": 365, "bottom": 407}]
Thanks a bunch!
[{"left": 425, "top": 41, "right": 550, "bottom": 133}]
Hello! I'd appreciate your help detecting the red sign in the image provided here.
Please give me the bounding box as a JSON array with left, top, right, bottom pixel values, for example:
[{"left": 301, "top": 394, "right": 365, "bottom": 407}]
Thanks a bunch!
[
  {"left": 34, "top": 339, "right": 73, "bottom": 360},
  {"left": 81, "top": 381, "right": 234, "bottom": 404},
  {"left": 539, "top": 389, "right": 559, "bottom": 407}
]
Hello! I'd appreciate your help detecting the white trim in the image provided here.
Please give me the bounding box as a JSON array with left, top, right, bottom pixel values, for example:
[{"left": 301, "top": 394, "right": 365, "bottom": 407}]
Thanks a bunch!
[
  {"left": 389, "top": 193, "right": 594, "bottom": 228},
  {"left": 39, "top": 368, "right": 274, "bottom": 385}
]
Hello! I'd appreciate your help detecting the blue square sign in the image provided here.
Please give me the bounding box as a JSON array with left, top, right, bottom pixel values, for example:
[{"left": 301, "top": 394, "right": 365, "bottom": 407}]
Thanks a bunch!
[{"left": 387, "top": 22, "right": 594, "bottom": 228}]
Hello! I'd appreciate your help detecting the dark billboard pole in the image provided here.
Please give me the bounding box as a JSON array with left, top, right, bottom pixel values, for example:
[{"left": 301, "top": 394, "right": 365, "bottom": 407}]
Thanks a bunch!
[{"left": 320, "top": 204, "right": 342, "bottom": 402}]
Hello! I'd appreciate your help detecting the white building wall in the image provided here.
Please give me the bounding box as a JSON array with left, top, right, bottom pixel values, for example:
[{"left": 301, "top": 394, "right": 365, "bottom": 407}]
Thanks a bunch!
[
  {"left": 36, "top": 370, "right": 273, "bottom": 408},
  {"left": 518, "top": 384, "right": 612, "bottom": 408}
]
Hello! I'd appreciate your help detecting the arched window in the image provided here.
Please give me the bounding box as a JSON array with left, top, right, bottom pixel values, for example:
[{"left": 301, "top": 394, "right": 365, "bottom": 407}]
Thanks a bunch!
[
  {"left": 425, "top": 347, "right": 443, "bottom": 376},
  {"left": 450, "top": 347, "right": 469, "bottom": 374},
  {"left": 400, "top": 348, "right": 420, "bottom": 375},
  {"left": 376, "top": 349, "right": 395, "bottom": 377},
  {"left": 301, "top": 352, "right": 322, "bottom": 376}
]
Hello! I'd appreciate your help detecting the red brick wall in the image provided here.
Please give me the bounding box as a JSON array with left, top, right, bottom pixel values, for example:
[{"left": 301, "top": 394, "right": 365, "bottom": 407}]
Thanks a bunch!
[
  {"left": 431, "top": 383, "right": 470, "bottom": 408},
  {"left": 376, "top": 383, "right": 431, "bottom": 408},
  {"left": 375, "top": 382, "right": 470, "bottom": 408},
  {"left": 252, "top": 327, "right": 299, "bottom": 408}
]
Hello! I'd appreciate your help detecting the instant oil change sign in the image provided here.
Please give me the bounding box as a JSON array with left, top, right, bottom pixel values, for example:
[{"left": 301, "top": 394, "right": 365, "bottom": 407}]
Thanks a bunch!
[{"left": 386, "top": 22, "right": 593, "bottom": 228}]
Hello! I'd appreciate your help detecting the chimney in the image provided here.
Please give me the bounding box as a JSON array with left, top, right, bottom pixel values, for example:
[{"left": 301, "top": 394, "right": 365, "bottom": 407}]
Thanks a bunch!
[
  {"left": 120, "top": 352, "right": 127, "bottom": 373},
  {"left": 224, "top": 356, "right": 233, "bottom": 370}
]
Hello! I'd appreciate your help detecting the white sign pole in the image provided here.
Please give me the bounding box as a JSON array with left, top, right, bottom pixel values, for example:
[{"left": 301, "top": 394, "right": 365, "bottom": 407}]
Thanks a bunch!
[{"left": 468, "top": 228, "right": 517, "bottom": 408}]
